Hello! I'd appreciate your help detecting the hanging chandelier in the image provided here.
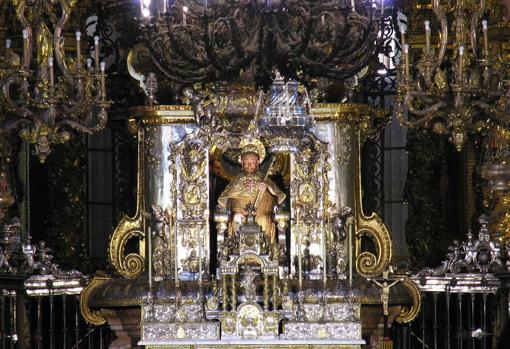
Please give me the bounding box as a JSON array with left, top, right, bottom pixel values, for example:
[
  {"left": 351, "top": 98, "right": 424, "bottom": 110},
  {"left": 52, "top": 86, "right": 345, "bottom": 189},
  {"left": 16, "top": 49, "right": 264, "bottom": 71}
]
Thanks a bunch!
[
  {"left": 0, "top": 0, "right": 110, "bottom": 162},
  {"left": 394, "top": 0, "right": 510, "bottom": 151},
  {"left": 137, "top": 0, "right": 382, "bottom": 88}
]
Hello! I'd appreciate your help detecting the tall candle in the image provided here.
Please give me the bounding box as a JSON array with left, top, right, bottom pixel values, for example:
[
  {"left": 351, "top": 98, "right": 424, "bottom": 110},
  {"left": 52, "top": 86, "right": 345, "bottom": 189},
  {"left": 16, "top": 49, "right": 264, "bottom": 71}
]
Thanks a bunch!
[
  {"left": 321, "top": 213, "right": 326, "bottom": 286},
  {"left": 198, "top": 227, "right": 202, "bottom": 284},
  {"left": 76, "top": 31, "right": 81, "bottom": 66},
  {"left": 404, "top": 44, "right": 410, "bottom": 79},
  {"left": 100, "top": 62, "right": 106, "bottom": 99},
  {"left": 348, "top": 218, "right": 353, "bottom": 288},
  {"left": 482, "top": 20, "right": 488, "bottom": 56},
  {"left": 183, "top": 6, "right": 188, "bottom": 25},
  {"left": 22, "top": 28, "right": 29, "bottom": 68},
  {"left": 297, "top": 208, "right": 302, "bottom": 289},
  {"left": 147, "top": 218, "right": 153, "bottom": 295},
  {"left": 141, "top": 0, "right": 151, "bottom": 17},
  {"left": 48, "top": 56, "right": 54, "bottom": 89},
  {"left": 399, "top": 24, "right": 406, "bottom": 48},
  {"left": 174, "top": 212, "right": 179, "bottom": 288},
  {"left": 424, "top": 20, "right": 431, "bottom": 55},
  {"left": 94, "top": 36, "right": 100, "bottom": 71},
  {"left": 458, "top": 45, "right": 464, "bottom": 76}
]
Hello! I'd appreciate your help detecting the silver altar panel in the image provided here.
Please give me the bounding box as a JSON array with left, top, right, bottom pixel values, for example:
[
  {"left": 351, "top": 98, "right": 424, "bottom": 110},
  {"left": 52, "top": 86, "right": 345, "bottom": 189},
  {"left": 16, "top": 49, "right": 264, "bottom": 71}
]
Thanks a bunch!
[
  {"left": 144, "top": 125, "right": 196, "bottom": 214},
  {"left": 142, "top": 322, "right": 220, "bottom": 341},
  {"left": 282, "top": 322, "right": 362, "bottom": 340},
  {"left": 302, "top": 303, "right": 360, "bottom": 322},
  {"left": 312, "top": 122, "right": 356, "bottom": 212},
  {"left": 289, "top": 151, "right": 327, "bottom": 279}
]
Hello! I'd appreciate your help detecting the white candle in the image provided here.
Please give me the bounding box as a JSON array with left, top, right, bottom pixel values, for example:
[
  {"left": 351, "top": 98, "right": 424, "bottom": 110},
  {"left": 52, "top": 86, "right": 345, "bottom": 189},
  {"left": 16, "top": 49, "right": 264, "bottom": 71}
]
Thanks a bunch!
[
  {"left": 348, "top": 218, "right": 353, "bottom": 288},
  {"left": 22, "top": 28, "right": 29, "bottom": 68},
  {"left": 482, "top": 20, "right": 488, "bottom": 56},
  {"left": 141, "top": 0, "right": 151, "bottom": 17},
  {"left": 174, "top": 213, "right": 179, "bottom": 288},
  {"left": 100, "top": 61, "right": 106, "bottom": 99},
  {"left": 76, "top": 31, "right": 81, "bottom": 66},
  {"left": 321, "top": 213, "right": 326, "bottom": 286},
  {"left": 148, "top": 223, "right": 153, "bottom": 295},
  {"left": 380, "top": 0, "right": 384, "bottom": 15},
  {"left": 297, "top": 208, "right": 302, "bottom": 289},
  {"left": 86, "top": 58, "right": 92, "bottom": 70},
  {"left": 48, "top": 56, "right": 54, "bottom": 89},
  {"left": 198, "top": 227, "right": 202, "bottom": 284},
  {"left": 183, "top": 6, "right": 188, "bottom": 25},
  {"left": 5, "top": 39, "right": 11, "bottom": 49},
  {"left": 424, "top": 20, "right": 431, "bottom": 54},
  {"left": 351, "top": 0, "right": 355, "bottom": 12},
  {"left": 459, "top": 45, "right": 464, "bottom": 74},
  {"left": 94, "top": 36, "right": 100, "bottom": 71},
  {"left": 403, "top": 44, "right": 409, "bottom": 78},
  {"left": 399, "top": 24, "right": 406, "bottom": 56}
]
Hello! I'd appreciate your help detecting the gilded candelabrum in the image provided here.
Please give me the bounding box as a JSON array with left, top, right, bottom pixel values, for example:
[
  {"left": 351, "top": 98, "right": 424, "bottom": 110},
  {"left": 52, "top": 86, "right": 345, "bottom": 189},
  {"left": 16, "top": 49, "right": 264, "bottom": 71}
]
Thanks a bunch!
[
  {"left": 395, "top": 0, "right": 509, "bottom": 151},
  {"left": 0, "top": 0, "right": 110, "bottom": 162}
]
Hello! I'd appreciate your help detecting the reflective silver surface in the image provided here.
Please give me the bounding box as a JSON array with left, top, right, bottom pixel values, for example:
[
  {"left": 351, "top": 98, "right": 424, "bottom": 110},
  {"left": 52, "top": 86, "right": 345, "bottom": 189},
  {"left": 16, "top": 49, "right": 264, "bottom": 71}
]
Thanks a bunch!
[{"left": 312, "top": 123, "right": 355, "bottom": 212}]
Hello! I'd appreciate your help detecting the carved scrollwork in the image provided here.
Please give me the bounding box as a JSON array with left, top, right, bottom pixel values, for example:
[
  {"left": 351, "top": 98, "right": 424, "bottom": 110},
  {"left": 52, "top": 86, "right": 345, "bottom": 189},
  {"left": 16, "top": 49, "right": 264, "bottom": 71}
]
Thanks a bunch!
[
  {"left": 108, "top": 129, "right": 146, "bottom": 279},
  {"left": 80, "top": 276, "right": 110, "bottom": 326},
  {"left": 395, "top": 279, "right": 422, "bottom": 324},
  {"left": 354, "top": 132, "right": 392, "bottom": 277}
]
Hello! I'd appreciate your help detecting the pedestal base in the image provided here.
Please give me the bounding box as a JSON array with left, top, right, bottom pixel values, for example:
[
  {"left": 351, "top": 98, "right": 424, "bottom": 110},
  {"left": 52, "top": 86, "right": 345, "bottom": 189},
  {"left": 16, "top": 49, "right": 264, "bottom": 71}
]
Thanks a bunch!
[{"left": 138, "top": 339, "right": 364, "bottom": 349}]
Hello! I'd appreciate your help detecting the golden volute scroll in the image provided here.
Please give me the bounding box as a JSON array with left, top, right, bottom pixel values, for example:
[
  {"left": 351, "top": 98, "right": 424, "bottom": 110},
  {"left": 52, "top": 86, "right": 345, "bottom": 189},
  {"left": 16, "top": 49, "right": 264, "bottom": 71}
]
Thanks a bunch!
[{"left": 108, "top": 128, "right": 146, "bottom": 279}]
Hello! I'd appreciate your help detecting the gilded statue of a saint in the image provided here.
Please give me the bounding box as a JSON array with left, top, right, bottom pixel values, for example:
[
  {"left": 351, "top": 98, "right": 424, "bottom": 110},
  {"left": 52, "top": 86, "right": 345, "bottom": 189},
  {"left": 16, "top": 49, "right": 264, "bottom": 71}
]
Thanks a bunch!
[{"left": 217, "top": 139, "right": 285, "bottom": 243}]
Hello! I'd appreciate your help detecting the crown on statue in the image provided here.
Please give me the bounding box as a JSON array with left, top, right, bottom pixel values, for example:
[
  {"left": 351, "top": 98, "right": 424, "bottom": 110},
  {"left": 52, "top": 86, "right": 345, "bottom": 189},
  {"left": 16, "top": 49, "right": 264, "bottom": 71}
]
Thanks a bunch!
[{"left": 239, "top": 138, "right": 266, "bottom": 163}]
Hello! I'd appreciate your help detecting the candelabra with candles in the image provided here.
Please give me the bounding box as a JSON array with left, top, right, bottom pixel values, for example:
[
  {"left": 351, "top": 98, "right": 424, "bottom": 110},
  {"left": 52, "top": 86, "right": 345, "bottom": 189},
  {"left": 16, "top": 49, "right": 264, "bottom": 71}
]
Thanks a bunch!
[
  {"left": 394, "top": 0, "right": 509, "bottom": 151},
  {"left": 0, "top": 0, "right": 110, "bottom": 162}
]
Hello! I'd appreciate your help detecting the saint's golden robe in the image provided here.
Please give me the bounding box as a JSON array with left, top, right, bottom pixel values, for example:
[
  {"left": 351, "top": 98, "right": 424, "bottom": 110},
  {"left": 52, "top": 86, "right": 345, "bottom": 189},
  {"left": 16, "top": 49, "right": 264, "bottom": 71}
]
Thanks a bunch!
[{"left": 217, "top": 173, "right": 286, "bottom": 242}]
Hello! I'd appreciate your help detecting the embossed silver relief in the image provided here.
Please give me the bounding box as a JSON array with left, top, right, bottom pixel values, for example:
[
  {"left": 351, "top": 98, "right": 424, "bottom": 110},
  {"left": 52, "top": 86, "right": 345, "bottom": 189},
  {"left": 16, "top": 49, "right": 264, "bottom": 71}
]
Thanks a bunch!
[
  {"left": 290, "top": 141, "right": 330, "bottom": 279},
  {"left": 335, "top": 127, "right": 352, "bottom": 166},
  {"left": 282, "top": 321, "right": 361, "bottom": 340},
  {"left": 145, "top": 128, "right": 160, "bottom": 168},
  {"left": 150, "top": 205, "right": 173, "bottom": 279},
  {"left": 143, "top": 322, "right": 220, "bottom": 340}
]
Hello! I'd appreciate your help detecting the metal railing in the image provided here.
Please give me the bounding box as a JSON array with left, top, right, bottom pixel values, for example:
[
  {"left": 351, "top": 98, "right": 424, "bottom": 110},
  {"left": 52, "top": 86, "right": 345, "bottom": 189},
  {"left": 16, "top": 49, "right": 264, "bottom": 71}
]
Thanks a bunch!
[
  {"left": 0, "top": 283, "right": 114, "bottom": 349},
  {"left": 391, "top": 216, "right": 509, "bottom": 349}
]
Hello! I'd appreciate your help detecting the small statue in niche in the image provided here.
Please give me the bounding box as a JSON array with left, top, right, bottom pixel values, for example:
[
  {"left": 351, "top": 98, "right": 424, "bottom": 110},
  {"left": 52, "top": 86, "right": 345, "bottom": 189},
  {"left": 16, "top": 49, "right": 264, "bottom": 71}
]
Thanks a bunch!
[
  {"left": 303, "top": 240, "right": 311, "bottom": 275},
  {"left": 207, "top": 277, "right": 219, "bottom": 311},
  {"left": 153, "top": 240, "right": 172, "bottom": 279},
  {"left": 281, "top": 278, "right": 294, "bottom": 312},
  {"left": 240, "top": 267, "right": 257, "bottom": 301}
]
